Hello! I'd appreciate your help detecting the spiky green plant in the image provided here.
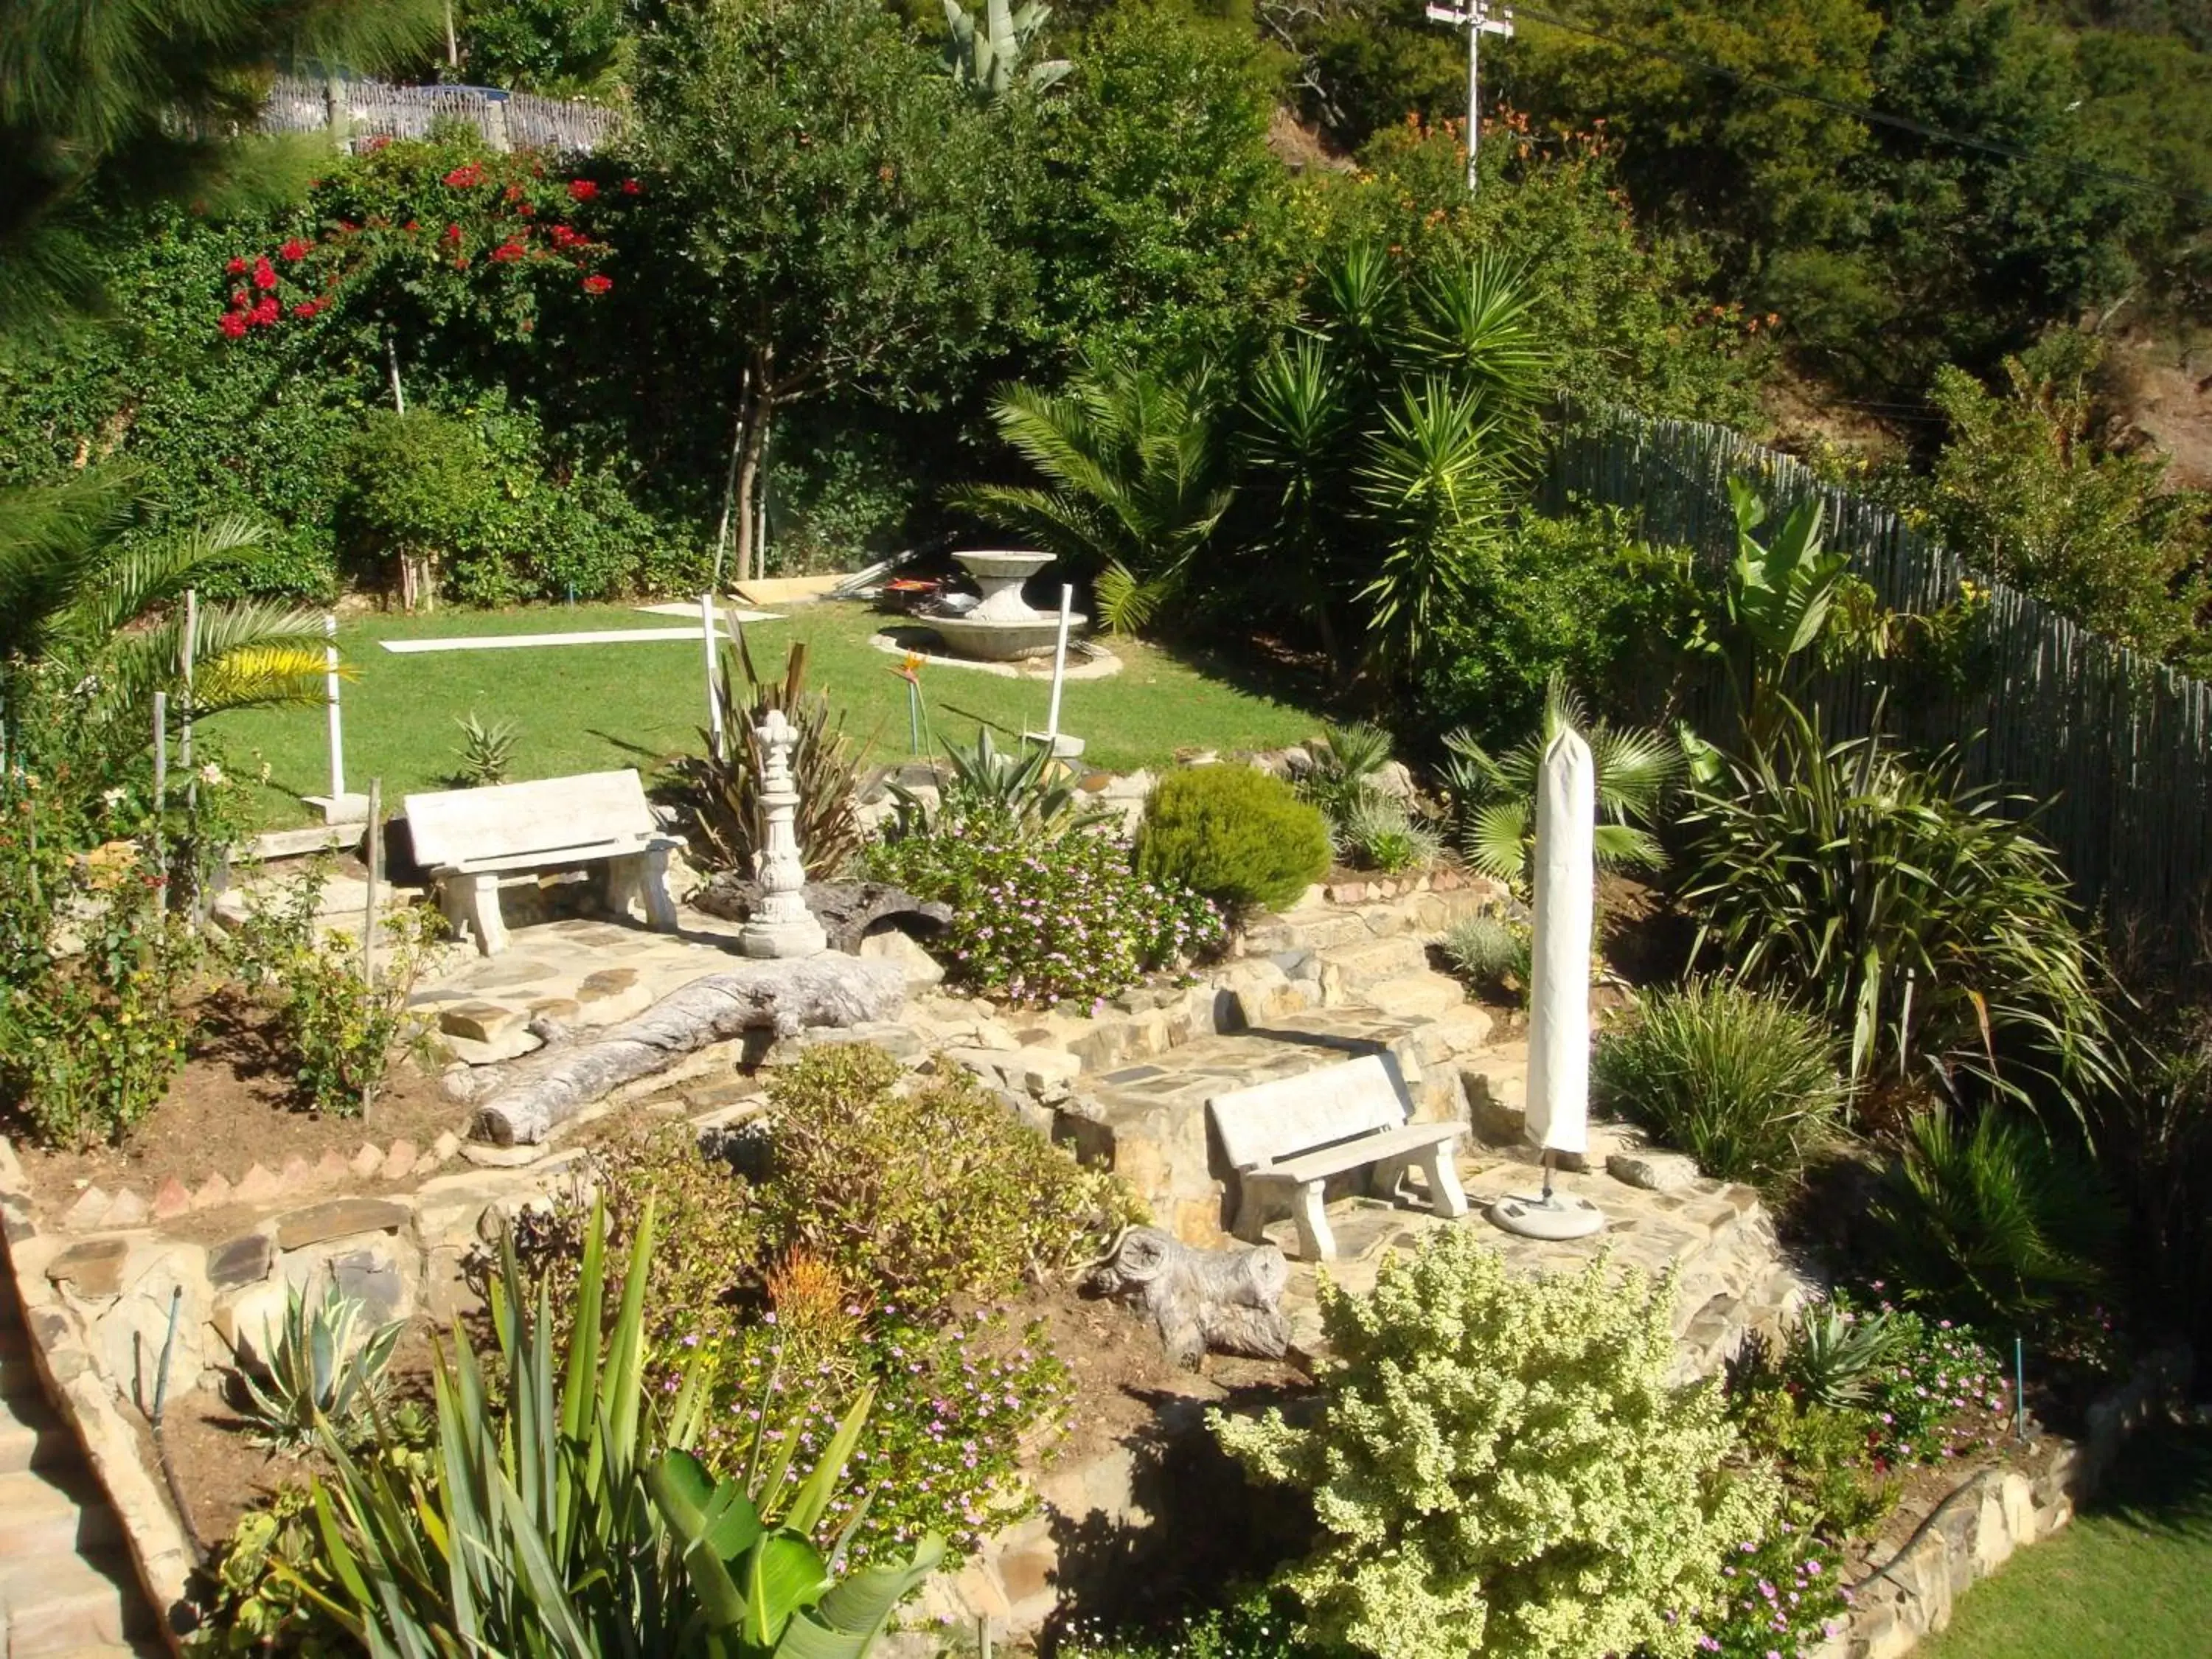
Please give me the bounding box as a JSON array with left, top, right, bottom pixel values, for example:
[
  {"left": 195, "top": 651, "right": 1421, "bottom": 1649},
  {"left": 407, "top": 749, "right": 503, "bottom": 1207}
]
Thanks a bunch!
[
  {"left": 1784, "top": 1303, "right": 1905, "bottom": 1409},
  {"left": 885, "top": 726, "right": 1110, "bottom": 840},
  {"left": 1872, "top": 1105, "right": 2119, "bottom": 1330},
  {"left": 1592, "top": 979, "right": 1847, "bottom": 1190},
  {"left": 1295, "top": 722, "right": 1397, "bottom": 824},
  {"left": 1680, "top": 702, "right": 2115, "bottom": 1110},
  {"left": 939, "top": 0, "right": 1070, "bottom": 98},
  {"left": 283, "top": 1199, "right": 941, "bottom": 1656},
  {"left": 1441, "top": 677, "right": 1681, "bottom": 889},
  {"left": 231, "top": 1282, "right": 405, "bottom": 1453},
  {"left": 453, "top": 712, "right": 520, "bottom": 787},
  {"left": 1441, "top": 914, "right": 1531, "bottom": 1004},
  {"left": 1334, "top": 793, "right": 1439, "bottom": 874}
]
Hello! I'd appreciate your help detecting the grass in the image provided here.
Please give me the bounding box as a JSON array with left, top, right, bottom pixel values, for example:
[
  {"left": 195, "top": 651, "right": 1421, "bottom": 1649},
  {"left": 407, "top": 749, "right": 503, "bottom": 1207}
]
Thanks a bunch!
[
  {"left": 205, "top": 599, "right": 1332, "bottom": 828},
  {"left": 1917, "top": 1422, "right": 2212, "bottom": 1659}
]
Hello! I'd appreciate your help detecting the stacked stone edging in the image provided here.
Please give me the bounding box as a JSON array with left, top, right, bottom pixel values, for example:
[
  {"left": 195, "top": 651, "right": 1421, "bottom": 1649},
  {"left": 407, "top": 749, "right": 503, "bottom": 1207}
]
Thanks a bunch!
[{"left": 1820, "top": 1346, "right": 2193, "bottom": 1659}]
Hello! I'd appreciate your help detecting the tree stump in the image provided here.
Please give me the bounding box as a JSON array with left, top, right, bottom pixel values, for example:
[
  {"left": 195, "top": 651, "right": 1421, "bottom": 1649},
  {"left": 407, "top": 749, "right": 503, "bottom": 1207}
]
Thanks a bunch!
[{"left": 1083, "top": 1226, "right": 1291, "bottom": 1369}]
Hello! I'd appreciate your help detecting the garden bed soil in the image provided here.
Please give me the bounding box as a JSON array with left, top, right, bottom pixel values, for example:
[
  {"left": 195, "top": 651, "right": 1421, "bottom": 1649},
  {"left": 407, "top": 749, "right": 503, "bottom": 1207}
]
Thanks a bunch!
[{"left": 13, "top": 993, "right": 466, "bottom": 1217}]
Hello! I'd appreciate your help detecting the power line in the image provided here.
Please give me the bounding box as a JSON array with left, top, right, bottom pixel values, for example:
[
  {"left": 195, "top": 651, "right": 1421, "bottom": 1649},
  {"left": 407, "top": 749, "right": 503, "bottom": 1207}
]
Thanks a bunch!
[{"left": 1509, "top": 4, "right": 2212, "bottom": 211}]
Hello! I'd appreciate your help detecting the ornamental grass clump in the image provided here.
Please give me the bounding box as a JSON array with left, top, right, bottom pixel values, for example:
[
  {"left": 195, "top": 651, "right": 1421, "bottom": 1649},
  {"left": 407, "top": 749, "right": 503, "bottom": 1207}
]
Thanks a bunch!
[
  {"left": 1214, "top": 1227, "right": 1777, "bottom": 1659},
  {"left": 1592, "top": 979, "right": 1846, "bottom": 1190}
]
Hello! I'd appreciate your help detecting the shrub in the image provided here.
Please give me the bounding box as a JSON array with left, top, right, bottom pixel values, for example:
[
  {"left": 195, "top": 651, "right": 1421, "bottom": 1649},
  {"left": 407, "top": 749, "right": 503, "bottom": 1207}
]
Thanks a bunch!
[
  {"left": 884, "top": 727, "right": 1107, "bottom": 841},
  {"left": 1872, "top": 1105, "right": 2121, "bottom": 1332},
  {"left": 1592, "top": 981, "right": 1846, "bottom": 1189},
  {"left": 1441, "top": 912, "right": 1531, "bottom": 1004},
  {"left": 1848, "top": 1293, "right": 2012, "bottom": 1467},
  {"left": 1732, "top": 1387, "right": 1899, "bottom": 1540},
  {"left": 1332, "top": 794, "right": 1440, "bottom": 875},
  {"left": 1295, "top": 723, "right": 1397, "bottom": 825},
  {"left": 1681, "top": 706, "right": 2115, "bottom": 1112},
  {"left": 866, "top": 820, "right": 1224, "bottom": 1006},
  {"left": 224, "top": 863, "right": 442, "bottom": 1116},
  {"left": 1784, "top": 1301, "right": 1906, "bottom": 1409},
  {"left": 338, "top": 408, "right": 492, "bottom": 609},
  {"left": 758, "top": 1044, "right": 1142, "bottom": 1312},
  {"left": 1135, "top": 765, "right": 1331, "bottom": 913},
  {"left": 1214, "top": 1228, "right": 1777, "bottom": 1659}
]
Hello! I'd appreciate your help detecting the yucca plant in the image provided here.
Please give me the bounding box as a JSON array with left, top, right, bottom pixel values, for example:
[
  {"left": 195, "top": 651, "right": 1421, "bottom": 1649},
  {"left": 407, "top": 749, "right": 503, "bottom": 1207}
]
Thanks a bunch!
[
  {"left": 1441, "top": 677, "right": 1681, "bottom": 890},
  {"left": 1872, "top": 1105, "right": 2119, "bottom": 1331},
  {"left": 453, "top": 711, "right": 519, "bottom": 787},
  {"left": 1681, "top": 701, "right": 2115, "bottom": 1113},
  {"left": 1591, "top": 978, "right": 1848, "bottom": 1190},
  {"left": 285, "top": 1199, "right": 940, "bottom": 1657},
  {"left": 1784, "top": 1302, "right": 1905, "bottom": 1409},
  {"left": 886, "top": 726, "right": 1110, "bottom": 840},
  {"left": 662, "top": 636, "right": 867, "bottom": 879},
  {"left": 231, "top": 1281, "right": 405, "bottom": 1453}
]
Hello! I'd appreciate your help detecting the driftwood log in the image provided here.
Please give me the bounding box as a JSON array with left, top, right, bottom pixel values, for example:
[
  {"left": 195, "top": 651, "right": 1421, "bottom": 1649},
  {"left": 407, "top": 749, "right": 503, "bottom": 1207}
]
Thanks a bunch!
[
  {"left": 690, "top": 877, "right": 951, "bottom": 954},
  {"left": 1084, "top": 1226, "right": 1290, "bottom": 1369},
  {"left": 470, "top": 954, "right": 905, "bottom": 1146}
]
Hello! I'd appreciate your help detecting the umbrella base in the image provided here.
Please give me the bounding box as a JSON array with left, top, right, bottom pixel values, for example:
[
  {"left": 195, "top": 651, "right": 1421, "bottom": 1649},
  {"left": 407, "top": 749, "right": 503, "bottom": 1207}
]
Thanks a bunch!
[{"left": 1487, "top": 1189, "right": 1606, "bottom": 1240}]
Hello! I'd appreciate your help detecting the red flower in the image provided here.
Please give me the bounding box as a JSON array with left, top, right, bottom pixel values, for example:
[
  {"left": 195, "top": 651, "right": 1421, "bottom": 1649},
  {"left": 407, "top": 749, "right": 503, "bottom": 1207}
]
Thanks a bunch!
[
  {"left": 581, "top": 273, "right": 613, "bottom": 294},
  {"left": 444, "top": 161, "right": 487, "bottom": 189},
  {"left": 278, "top": 237, "right": 309, "bottom": 262},
  {"left": 225, "top": 255, "right": 247, "bottom": 275},
  {"left": 620, "top": 178, "right": 642, "bottom": 195},
  {"left": 405, "top": 219, "right": 421, "bottom": 232},
  {"left": 549, "top": 224, "right": 579, "bottom": 248},
  {"left": 454, "top": 256, "right": 471, "bottom": 269},
  {"left": 442, "top": 222, "right": 463, "bottom": 243},
  {"left": 490, "top": 239, "right": 526, "bottom": 263},
  {"left": 218, "top": 312, "right": 248, "bottom": 339},
  {"left": 503, "top": 184, "right": 525, "bottom": 203},
  {"left": 248, "top": 296, "right": 280, "bottom": 326},
  {"left": 251, "top": 256, "right": 277, "bottom": 290},
  {"left": 230, "top": 288, "right": 248, "bottom": 306},
  {"left": 291, "top": 300, "right": 321, "bottom": 319},
  {"left": 567, "top": 178, "right": 599, "bottom": 202}
]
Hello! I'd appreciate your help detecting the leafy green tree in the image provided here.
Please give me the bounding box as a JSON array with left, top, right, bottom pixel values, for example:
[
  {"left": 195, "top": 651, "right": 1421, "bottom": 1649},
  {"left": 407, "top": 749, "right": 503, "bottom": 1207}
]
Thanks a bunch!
[
  {"left": 1918, "top": 345, "right": 2210, "bottom": 670},
  {"left": 628, "top": 0, "right": 1036, "bottom": 585},
  {"left": 459, "top": 0, "right": 633, "bottom": 96},
  {"left": 1279, "top": 0, "right": 1464, "bottom": 148}
]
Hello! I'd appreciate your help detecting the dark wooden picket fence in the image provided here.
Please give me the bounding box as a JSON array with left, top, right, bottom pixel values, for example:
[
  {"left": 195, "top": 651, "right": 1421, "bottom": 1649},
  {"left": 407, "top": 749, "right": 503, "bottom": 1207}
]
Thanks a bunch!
[
  {"left": 261, "top": 76, "right": 619, "bottom": 155},
  {"left": 1542, "top": 406, "right": 2212, "bottom": 933}
]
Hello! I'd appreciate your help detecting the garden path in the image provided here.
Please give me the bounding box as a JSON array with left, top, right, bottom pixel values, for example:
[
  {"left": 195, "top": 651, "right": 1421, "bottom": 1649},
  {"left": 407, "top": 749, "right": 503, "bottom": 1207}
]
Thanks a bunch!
[{"left": 0, "top": 1272, "right": 164, "bottom": 1657}]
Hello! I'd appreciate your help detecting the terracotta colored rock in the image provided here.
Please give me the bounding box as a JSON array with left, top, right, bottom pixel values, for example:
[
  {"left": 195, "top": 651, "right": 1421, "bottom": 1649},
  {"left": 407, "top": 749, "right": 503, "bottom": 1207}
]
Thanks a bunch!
[
  {"left": 61, "top": 1186, "right": 113, "bottom": 1231},
  {"left": 232, "top": 1164, "right": 285, "bottom": 1205},
  {"left": 192, "top": 1172, "right": 234, "bottom": 1211},
  {"left": 102, "top": 1189, "right": 150, "bottom": 1228},
  {"left": 280, "top": 1154, "right": 314, "bottom": 1190},
  {"left": 380, "top": 1139, "right": 420, "bottom": 1180},
  {"left": 431, "top": 1130, "right": 462, "bottom": 1165},
  {"left": 274, "top": 1197, "right": 411, "bottom": 1251},
  {"left": 314, "top": 1149, "right": 352, "bottom": 1186},
  {"left": 350, "top": 1144, "right": 385, "bottom": 1180},
  {"left": 150, "top": 1177, "right": 194, "bottom": 1220}
]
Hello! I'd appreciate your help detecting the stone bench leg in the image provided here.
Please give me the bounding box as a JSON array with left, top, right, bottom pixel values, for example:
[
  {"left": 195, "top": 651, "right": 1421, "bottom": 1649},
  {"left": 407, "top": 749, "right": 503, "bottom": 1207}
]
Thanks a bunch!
[
  {"left": 603, "top": 850, "right": 680, "bottom": 933},
  {"left": 1290, "top": 1180, "right": 1337, "bottom": 1262},
  {"left": 440, "top": 872, "right": 508, "bottom": 956},
  {"left": 1417, "top": 1139, "right": 1470, "bottom": 1220}
]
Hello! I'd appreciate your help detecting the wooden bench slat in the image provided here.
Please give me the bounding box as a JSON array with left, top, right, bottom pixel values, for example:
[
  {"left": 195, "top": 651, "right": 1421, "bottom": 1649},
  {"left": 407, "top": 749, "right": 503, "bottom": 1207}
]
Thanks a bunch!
[{"left": 1248, "top": 1121, "right": 1466, "bottom": 1187}]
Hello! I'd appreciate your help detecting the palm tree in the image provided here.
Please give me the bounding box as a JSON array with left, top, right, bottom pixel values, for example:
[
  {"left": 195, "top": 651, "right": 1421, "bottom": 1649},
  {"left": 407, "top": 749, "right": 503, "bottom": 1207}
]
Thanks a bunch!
[
  {"left": 0, "top": 473, "right": 331, "bottom": 801},
  {"left": 945, "top": 356, "right": 1234, "bottom": 633},
  {"left": 1441, "top": 677, "right": 1683, "bottom": 888}
]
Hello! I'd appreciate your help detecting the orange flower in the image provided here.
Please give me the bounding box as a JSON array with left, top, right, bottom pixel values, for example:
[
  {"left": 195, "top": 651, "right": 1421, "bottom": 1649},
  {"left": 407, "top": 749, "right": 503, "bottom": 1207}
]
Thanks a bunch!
[{"left": 889, "top": 650, "right": 927, "bottom": 685}]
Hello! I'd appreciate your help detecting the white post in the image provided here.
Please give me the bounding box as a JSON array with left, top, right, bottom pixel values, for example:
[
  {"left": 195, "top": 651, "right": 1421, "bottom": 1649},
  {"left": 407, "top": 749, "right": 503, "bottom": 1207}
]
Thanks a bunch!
[
  {"left": 1044, "top": 585, "right": 1074, "bottom": 745},
  {"left": 179, "top": 588, "right": 196, "bottom": 776},
  {"left": 324, "top": 613, "right": 346, "bottom": 801},
  {"left": 361, "top": 778, "right": 382, "bottom": 1122},
  {"left": 1489, "top": 721, "right": 1604, "bottom": 1239},
  {"left": 700, "top": 592, "right": 725, "bottom": 760},
  {"left": 152, "top": 691, "right": 167, "bottom": 813},
  {"left": 1427, "top": 3, "right": 1514, "bottom": 193}
]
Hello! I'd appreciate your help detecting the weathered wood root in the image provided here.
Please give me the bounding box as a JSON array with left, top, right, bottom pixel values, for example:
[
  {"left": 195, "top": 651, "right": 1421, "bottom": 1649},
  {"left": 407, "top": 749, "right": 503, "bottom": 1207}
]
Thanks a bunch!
[
  {"left": 1083, "top": 1225, "right": 1290, "bottom": 1369},
  {"left": 470, "top": 953, "right": 905, "bottom": 1146}
]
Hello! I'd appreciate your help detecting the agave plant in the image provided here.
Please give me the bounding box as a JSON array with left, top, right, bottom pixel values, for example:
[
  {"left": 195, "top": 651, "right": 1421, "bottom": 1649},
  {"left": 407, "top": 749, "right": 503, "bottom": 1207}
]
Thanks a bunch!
[
  {"left": 285, "top": 1199, "right": 939, "bottom": 1657},
  {"left": 940, "top": 0, "right": 1070, "bottom": 99},
  {"left": 885, "top": 726, "right": 1108, "bottom": 839},
  {"left": 661, "top": 635, "right": 867, "bottom": 878},
  {"left": 231, "top": 1281, "right": 405, "bottom": 1453},
  {"left": 1441, "top": 677, "right": 1681, "bottom": 888},
  {"left": 1784, "top": 1301, "right": 1905, "bottom": 1409},
  {"left": 946, "top": 356, "right": 1234, "bottom": 635},
  {"left": 452, "top": 710, "right": 519, "bottom": 787},
  {"left": 1333, "top": 793, "right": 1439, "bottom": 874}
]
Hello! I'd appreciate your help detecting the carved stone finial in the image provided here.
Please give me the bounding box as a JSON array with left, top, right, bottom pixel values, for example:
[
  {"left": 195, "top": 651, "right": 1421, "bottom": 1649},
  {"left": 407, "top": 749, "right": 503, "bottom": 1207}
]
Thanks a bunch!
[{"left": 739, "top": 707, "right": 826, "bottom": 959}]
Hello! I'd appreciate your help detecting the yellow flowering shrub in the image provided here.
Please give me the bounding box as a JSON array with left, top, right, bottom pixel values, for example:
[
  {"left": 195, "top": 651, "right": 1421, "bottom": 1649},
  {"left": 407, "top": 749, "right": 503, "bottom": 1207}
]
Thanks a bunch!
[{"left": 1214, "top": 1228, "right": 1777, "bottom": 1659}]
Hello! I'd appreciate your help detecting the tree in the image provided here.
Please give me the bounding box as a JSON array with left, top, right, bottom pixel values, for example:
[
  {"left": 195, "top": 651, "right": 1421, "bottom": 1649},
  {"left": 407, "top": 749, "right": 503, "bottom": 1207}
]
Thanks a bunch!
[{"left": 628, "top": 0, "right": 1035, "bottom": 586}]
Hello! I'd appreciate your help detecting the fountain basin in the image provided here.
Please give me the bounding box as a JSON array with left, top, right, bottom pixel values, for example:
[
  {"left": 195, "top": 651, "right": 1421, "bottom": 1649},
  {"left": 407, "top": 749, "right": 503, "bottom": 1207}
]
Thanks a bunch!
[{"left": 924, "top": 549, "right": 1088, "bottom": 661}]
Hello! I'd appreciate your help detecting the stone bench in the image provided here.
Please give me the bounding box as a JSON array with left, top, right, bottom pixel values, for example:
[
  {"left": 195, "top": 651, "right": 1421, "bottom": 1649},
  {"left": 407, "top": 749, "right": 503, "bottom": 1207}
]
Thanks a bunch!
[
  {"left": 1209, "top": 1054, "right": 1467, "bottom": 1262},
  {"left": 403, "top": 769, "right": 680, "bottom": 956}
]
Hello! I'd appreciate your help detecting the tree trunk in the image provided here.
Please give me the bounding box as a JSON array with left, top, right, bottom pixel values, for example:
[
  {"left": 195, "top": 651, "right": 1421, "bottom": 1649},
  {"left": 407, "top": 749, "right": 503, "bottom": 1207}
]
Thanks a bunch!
[
  {"left": 467, "top": 953, "right": 905, "bottom": 1145},
  {"left": 732, "top": 345, "right": 775, "bottom": 587}
]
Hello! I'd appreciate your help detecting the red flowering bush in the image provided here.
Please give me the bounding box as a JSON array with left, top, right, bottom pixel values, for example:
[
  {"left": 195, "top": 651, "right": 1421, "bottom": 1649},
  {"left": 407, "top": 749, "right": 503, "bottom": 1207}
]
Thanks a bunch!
[{"left": 213, "top": 142, "right": 627, "bottom": 345}]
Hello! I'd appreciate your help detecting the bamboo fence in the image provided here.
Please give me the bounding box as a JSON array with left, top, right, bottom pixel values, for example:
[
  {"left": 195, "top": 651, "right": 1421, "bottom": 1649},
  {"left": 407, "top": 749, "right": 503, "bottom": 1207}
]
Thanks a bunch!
[
  {"left": 260, "top": 77, "right": 619, "bottom": 155},
  {"left": 1543, "top": 406, "right": 2212, "bottom": 931}
]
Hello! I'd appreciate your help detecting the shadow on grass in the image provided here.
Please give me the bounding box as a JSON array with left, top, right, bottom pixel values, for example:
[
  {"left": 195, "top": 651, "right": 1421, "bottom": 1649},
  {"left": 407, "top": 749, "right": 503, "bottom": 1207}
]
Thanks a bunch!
[{"left": 2084, "top": 1423, "right": 2212, "bottom": 1540}]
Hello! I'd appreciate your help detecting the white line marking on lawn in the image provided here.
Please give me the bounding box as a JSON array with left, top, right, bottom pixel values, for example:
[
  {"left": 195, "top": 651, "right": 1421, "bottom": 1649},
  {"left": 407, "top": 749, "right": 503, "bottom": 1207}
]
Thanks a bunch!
[{"left": 383, "top": 628, "right": 711, "bottom": 653}]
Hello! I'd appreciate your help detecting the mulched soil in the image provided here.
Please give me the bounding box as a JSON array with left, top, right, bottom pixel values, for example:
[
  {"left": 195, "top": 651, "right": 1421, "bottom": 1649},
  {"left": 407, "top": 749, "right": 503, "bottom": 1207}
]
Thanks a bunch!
[{"left": 13, "top": 990, "right": 469, "bottom": 1218}]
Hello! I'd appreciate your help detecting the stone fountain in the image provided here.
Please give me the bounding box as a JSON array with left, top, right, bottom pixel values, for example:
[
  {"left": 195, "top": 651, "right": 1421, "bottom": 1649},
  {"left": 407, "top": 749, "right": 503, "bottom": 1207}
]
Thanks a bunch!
[{"left": 924, "top": 550, "right": 1086, "bottom": 662}]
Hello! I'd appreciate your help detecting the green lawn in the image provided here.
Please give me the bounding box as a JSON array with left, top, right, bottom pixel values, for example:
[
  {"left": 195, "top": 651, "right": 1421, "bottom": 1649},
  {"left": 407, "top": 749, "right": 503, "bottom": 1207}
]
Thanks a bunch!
[
  {"left": 1917, "top": 1424, "right": 2212, "bottom": 1659},
  {"left": 206, "top": 599, "right": 1333, "bottom": 827}
]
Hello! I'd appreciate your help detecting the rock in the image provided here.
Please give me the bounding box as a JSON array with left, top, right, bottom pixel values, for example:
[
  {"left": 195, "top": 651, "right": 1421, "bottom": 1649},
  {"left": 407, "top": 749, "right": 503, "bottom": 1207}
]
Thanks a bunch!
[
  {"left": 857, "top": 927, "right": 945, "bottom": 988},
  {"left": 440, "top": 1000, "right": 527, "bottom": 1045},
  {"left": 326, "top": 1245, "right": 408, "bottom": 1324},
  {"left": 192, "top": 1172, "right": 234, "bottom": 1211},
  {"left": 432, "top": 1130, "right": 463, "bottom": 1165},
  {"left": 574, "top": 969, "right": 653, "bottom": 1027},
  {"left": 232, "top": 1163, "right": 284, "bottom": 1205},
  {"left": 314, "top": 1149, "right": 352, "bottom": 1186},
  {"left": 527, "top": 995, "right": 582, "bottom": 1025},
  {"left": 1608, "top": 1150, "right": 1700, "bottom": 1192},
  {"left": 213, "top": 1276, "right": 292, "bottom": 1367},
  {"left": 275, "top": 1197, "right": 411, "bottom": 1251},
  {"left": 103, "top": 1188, "right": 150, "bottom": 1228},
  {"left": 207, "top": 1232, "right": 274, "bottom": 1290},
  {"left": 1101, "top": 769, "right": 1155, "bottom": 801},
  {"left": 47, "top": 1238, "right": 130, "bottom": 1299},
  {"left": 151, "top": 1178, "right": 195, "bottom": 1220},
  {"left": 280, "top": 1155, "right": 314, "bottom": 1190},
  {"left": 349, "top": 1144, "right": 385, "bottom": 1180},
  {"left": 445, "top": 1026, "right": 546, "bottom": 1065},
  {"left": 62, "top": 1186, "right": 114, "bottom": 1231},
  {"left": 380, "top": 1139, "right": 420, "bottom": 1180},
  {"left": 1373, "top": 759, "right": 1416, "bottom": 799}
]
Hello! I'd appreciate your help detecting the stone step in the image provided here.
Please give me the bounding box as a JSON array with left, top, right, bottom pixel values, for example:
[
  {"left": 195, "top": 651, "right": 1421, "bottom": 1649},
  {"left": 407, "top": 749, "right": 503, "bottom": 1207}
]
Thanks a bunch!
[
  {"left": 0, "top": 1469, "right": 128, "bottom": 1558},
  {"left": 1316, "top": 935, "right": 1432, "bottom": 988},
  {"left": 0, "top": 1402, "right": 78, "bottom": 1474},
  {"left": 0, "top": 1549, "right": 153, "bottom": 1655},
  {"left": 1361, "top": 972, "right": 1468, "bottom": 1020}
]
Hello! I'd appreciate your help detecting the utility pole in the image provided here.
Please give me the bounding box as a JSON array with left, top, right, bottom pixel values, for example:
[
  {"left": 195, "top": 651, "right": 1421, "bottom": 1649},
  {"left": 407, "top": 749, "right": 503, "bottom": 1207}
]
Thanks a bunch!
[{"left": 1425, "top": 2, "right": 1516, "bottom": 192}]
